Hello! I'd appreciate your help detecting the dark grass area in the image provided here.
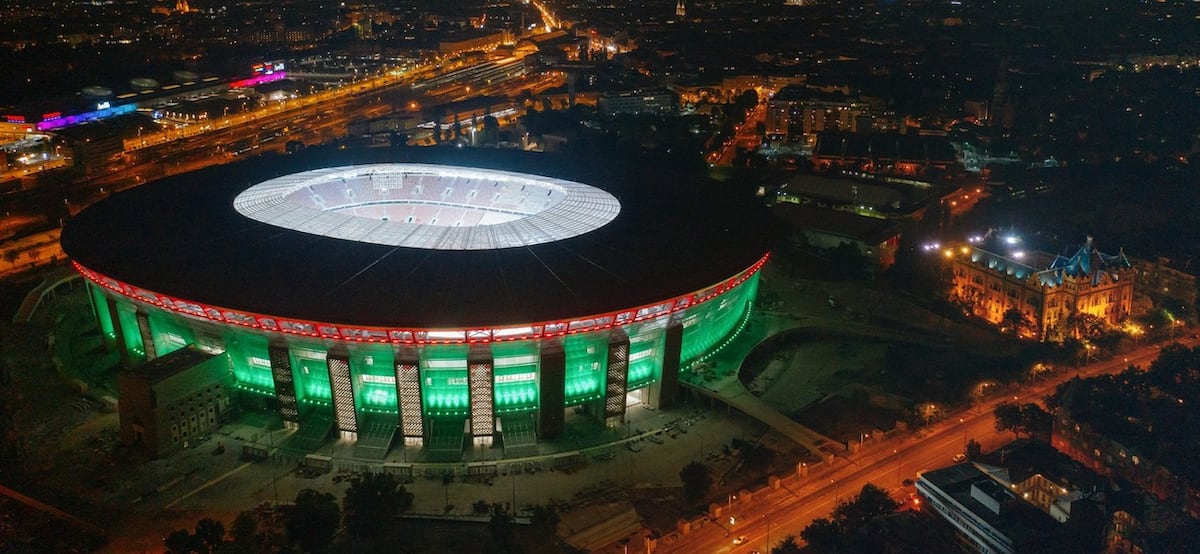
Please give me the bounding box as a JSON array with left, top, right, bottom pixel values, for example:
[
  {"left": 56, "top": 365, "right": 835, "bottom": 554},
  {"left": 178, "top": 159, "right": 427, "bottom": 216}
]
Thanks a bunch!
[
  {"left": 869, "top": 343, "right": 1031, "bottom": 406},
  {"left": 0, "top": 496, "right": 106, "bottom": 554},
  {"left": 792, "top": 394, "right": 903, "bottom": 443},
  {"left": 742, "top": 325, "right": 1036, "bottom": 420}
]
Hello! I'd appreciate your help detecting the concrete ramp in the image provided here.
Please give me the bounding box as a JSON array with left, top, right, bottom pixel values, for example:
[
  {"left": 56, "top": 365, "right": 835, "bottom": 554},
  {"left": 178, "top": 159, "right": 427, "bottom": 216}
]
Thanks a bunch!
[
  {"left": 13, "top": 267, "right": 79, "bottom": 323},
  {"left": 686, "top": 380, "right": 839, "bottom": 456},
  {"left": 353, "top": 413, "right": 396, "bottom": 460}
]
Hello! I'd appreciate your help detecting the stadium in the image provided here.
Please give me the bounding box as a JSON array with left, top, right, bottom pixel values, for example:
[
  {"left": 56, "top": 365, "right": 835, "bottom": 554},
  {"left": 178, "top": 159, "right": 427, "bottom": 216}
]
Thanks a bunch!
[{"left": 61, "top": 148, "right": 771, "bottom": 459}]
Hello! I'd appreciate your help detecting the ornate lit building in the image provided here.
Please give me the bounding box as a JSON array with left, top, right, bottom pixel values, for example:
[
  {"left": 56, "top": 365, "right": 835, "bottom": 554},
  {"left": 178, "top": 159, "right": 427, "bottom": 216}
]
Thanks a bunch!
[{"left": 948, "top": 236, "right": 1133, "bottom": 339}]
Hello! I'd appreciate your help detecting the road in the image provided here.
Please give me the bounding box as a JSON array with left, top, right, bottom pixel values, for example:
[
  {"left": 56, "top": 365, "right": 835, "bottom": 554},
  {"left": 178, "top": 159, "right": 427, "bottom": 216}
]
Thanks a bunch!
[
  {"left": 710, "top": 103, "right": 766, "bottom": 166},
  {"left": 656, "top": 337, "right": 1198, "bottom": 553}
]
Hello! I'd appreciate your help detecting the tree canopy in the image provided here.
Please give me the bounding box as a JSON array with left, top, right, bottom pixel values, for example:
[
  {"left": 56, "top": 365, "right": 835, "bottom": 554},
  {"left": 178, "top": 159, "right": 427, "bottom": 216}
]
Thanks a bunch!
[
  {"left": 993, "top": 402, "right": 1052, "bottom": 440},
  {"left": 771, "top": 534, "right": 803, "bottom": 554},
  {"left": 679, "top": 461, "right": 712, "bottom": 501},
  {"left": 286, "top": 489, "right": 340, "bottom": 553},
  {"left": 343, "top": 473, "right": 411, "bottom": 540},
  {"left": 799, "top": 483, "right": 898, "bottom": 552}
]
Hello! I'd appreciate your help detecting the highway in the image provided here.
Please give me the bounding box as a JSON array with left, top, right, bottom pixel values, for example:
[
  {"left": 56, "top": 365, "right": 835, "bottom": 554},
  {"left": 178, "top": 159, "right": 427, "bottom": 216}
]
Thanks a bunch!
[
  {"left": 0, "top": 0, "right": 577, "bottom": 244},
  {"left": 654, "top": 337, "right": 1198, "bottom": 553},
  {"left": 0, "top": 49, "right": 556, "bottom": 227}
]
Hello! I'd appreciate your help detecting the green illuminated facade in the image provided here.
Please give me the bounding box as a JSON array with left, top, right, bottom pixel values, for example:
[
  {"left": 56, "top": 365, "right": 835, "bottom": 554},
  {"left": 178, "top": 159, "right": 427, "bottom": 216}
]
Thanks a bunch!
[{"left": 82, "top": 259, "right": 762, "bottom": 452}]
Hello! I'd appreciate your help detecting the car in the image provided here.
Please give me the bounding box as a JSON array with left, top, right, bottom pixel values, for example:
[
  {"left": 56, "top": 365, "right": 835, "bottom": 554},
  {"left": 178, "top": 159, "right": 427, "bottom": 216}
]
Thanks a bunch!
[
  {"left": 952, "top": 453, "right": 967, "bottom": 463},
  {"left": 733, "top": 535, "right": 748, "bottom": 545}
]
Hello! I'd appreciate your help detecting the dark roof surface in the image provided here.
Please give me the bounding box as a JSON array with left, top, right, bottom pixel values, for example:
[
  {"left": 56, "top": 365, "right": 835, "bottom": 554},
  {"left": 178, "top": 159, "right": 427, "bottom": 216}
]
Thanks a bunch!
[
  {"left": 920, "top": 464, "right": 1063, "bottom": 547},
  {"left": 63, "top": 147, "right": 772, "bottom": 329},
  {"left": 771, "top": 202, "right": 901, "bottom": 243},
  {"left": 123, "top": 345, "right": 215, "bottom": 383}
]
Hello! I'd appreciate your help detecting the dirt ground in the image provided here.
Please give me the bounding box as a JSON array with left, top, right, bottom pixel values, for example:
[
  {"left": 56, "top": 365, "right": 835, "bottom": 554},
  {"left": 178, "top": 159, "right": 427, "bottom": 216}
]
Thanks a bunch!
[{"left": 752, "top": 339, "right": 889, "bottom": 415}]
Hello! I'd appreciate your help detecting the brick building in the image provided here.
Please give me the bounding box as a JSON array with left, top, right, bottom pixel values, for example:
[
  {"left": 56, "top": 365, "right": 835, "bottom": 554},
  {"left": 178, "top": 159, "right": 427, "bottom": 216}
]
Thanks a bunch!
[{"left": 117, "top": 346, "right": 233, "bottom": 457}]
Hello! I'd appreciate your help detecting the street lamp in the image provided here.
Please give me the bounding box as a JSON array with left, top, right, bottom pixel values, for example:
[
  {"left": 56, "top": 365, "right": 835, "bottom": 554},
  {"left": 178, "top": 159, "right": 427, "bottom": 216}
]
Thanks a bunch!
[{"left": 762, "top": 514, "right": 772, "bottom": 551}]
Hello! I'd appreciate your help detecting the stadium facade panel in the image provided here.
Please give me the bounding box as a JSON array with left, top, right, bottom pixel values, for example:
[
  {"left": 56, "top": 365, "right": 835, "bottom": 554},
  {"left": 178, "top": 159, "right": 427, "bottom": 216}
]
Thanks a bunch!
[{"left": 63, "top": 149, "right": 771, "bottom": 452}]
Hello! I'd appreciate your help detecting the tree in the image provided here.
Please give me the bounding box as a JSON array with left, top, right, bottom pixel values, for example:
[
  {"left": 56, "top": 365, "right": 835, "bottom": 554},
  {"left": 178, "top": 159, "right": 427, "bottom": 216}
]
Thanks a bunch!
[
  {"left": 966, "top": 438, "right": 983, "bottom": 459},
  {"left": 771, "top": 534, "right": 802, "bottom": 554},
  {"left": 1000, "top": 307, "right": 1034, "bottom": 337},
  {"left": 995, "top": 402, "right": 1053, "bottom": 439},
  {"left": 484, "top": 503, "right": 520, "bottom": 554},
  {"left": 193, "top": 518, "right": 225, "bottom": 552},
  {"left": 679, "top": 461, "right": 711, "bottom": 501},
  {"left": 800, "top": 517, "right": 843, "bottom": 552},
  {"left": 834, "top": 484, "right": 895, "bottom": 529},
  {"left": 481, "top": 115, "right": 500, "bottom": 145},
  {"left": 1065, "top": 312, "right": 1109, "bottom": 340},
  {"left": 529, "top": 503, "right": 560, "bottom": 536},
  {"left": 994, "top": 402, "right": 1023, "bottom": 436},
  {"left": 801, "top": 483, "right": 899, "bottom": 552},
  {"left": 1019, "top": 403, "right": 1053, "bottom": 442},
  {"left": 164, "top": 529, "right": 198, "bottom": 554},
  {"left": 735, "top": 89, "right": 759, "bottom": 116},
  {"left": 161, "top": 518, "right": 230, "bottom": 554},
  {"left": 229, "top": 510, "right": 261, "bottom": 553},
  {"left": 285, "top": 489, "right": 340, "bottom": 553},
  {"left": 343, "top": 472, "right": 407, "bottom": 540}
]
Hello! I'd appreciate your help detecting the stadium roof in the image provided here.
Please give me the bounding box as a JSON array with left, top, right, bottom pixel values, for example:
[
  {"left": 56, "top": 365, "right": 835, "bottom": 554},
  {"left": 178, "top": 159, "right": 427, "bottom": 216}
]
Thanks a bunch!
[
  {"left": 62, "top": 147, "right": 773, "bottom": 330},
  {"left": 232, "top": 164, "right": 622, "bottom": 250}
]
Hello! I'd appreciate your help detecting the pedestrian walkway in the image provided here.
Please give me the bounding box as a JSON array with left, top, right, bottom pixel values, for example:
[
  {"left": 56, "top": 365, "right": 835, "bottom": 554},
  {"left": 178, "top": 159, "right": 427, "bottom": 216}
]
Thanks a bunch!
[
  {"left": 0, "top": 483, "right": 106, "bottom": 537},
  {"left": 688, "top": 378, "right": 837, "bottom": 457},
  {"left": 13, "top": 265, "right": 79, "bottom": 322}
]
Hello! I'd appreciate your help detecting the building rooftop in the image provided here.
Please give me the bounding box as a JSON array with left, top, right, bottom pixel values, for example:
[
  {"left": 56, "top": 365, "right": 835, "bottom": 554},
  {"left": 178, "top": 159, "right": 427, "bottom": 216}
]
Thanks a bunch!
[
  {"left": 920, "top": 463, "right": 1064, "bottom": 551},
  {"left": 963, "top": 232, "right": 1131, "bottom": 288},
  {"left": 977, "top": 440, "right": 1104, "bottom": 493},
  {"left": 121, "top": 345, "right": 215, "bottom": 384},
  {"left": 770, "top": 202, "right": 900, "bottom": 244},
  {"left": 779, "top": 173, "right": 907, "bottom": 209},
  {"left": 62, "top": 147, "right": 772, "bottom": 330},
  {"left": 814, "top": 132, "right": 957, "bottom": 164}
]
